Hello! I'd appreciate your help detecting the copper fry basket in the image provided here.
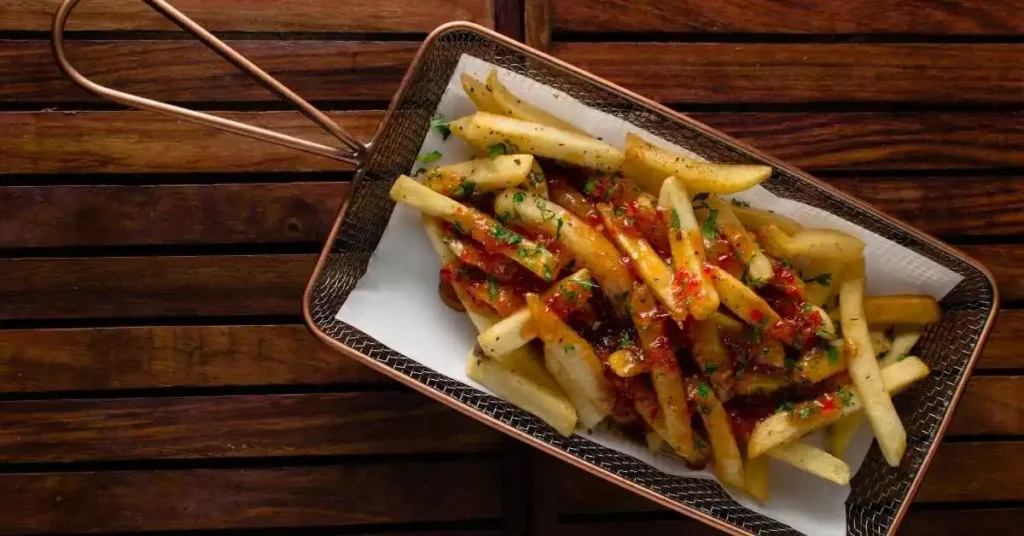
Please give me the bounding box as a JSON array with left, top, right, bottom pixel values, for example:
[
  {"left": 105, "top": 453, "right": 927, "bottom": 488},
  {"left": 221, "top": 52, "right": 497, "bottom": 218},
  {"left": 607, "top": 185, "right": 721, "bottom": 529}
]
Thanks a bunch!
[{"left": 53, "top": 1, "right": 999, "bottom": 534}]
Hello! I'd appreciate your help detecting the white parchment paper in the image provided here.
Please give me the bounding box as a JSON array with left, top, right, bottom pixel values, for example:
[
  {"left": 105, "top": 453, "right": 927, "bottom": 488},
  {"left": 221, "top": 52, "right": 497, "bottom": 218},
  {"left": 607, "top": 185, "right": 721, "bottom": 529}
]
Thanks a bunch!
[{"left": 338, "top": 55, "right": 964, "bottom": 535}]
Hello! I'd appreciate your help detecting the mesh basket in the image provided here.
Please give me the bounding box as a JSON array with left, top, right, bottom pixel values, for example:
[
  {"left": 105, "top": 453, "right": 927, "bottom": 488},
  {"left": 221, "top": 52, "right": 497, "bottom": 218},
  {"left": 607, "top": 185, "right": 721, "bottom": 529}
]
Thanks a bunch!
[{"left": 303, "top": 24, "right": 998, "bottom": 536}]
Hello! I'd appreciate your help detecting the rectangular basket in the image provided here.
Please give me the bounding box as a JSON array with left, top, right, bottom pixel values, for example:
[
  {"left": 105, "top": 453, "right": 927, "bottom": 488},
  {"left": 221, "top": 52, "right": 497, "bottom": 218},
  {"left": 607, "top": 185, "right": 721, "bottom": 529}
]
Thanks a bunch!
[{"left": 302, "top": 22, "right": 999, "bottom": 536}]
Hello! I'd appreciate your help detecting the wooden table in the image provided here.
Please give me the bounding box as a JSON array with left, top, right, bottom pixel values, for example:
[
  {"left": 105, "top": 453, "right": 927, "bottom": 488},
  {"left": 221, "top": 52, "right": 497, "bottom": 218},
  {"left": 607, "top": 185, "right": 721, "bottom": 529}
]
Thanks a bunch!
[{"left": 0, "top": 0, "right": 1021, "bottom": 534}]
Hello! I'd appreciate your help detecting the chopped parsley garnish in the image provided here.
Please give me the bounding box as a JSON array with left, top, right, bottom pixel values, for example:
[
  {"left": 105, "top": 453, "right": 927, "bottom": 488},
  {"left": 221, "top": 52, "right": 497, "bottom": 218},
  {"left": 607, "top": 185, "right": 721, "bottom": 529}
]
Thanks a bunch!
[
  {"left": 836, "top": 386, "right": 854, "bottom": 406},
  {"left": 528, "top": 170, "right": 543, "bottom": 185},
  {"left": 695, "top": 438, "right": 707, "bottom": 449},
  {"left": 487, "top": 143, "right": 508, "bottom": 158},
  {"left": 491, "top": 225, "right": 522, "bottom": 246},
  {"left": 827, "top": 343, "right": 841, "bottom": 364},
  {"left": 542, "top": 265, "right": 552, "bottom": 280},
  {"left": 535, "top": 198, "right": 556, "bottom": 221},
  {"left": 619, "top": 331, "right": 634, "bottom": 348},
  {"left": 582, "top": 178, "right": 598, "bottom": 196},
  {"left": 700, "top": 208, "right": 719, "bottom": 241},
  {"left": 748, "top": 276, "right": 768, "bottom": 288},
  {"left": 416, "top": 150, "right": 442, "bottom": 164},
  {"left": 805, "top": 273, "right": 832, "bottom": 286},
  {"left": 512, "top": 191, "right": 526, "bottom": 204},
  {"left": 578, "top": 278, "right": 598, "bottom": 289},
  {"left": 703, "top": 363, "right": 718, "bottom": 374},
  {"left": 429, "top": 115, "right": 451, "bottom": 139},
  {"left": 487, "top": 275, "right": 499, "bottom": 301},
  {"left": 816, "top": 328, "right": 833, "bottom": 341},
  {"left": 451, "top": 221, "right": 466, "bottom": 235},
  {"left": 696, "top": 381, "right": 711, "bottom": 398},
  {"left": 776, "top": 401, "right": 795, "bottom": 415},
  {"left": 452, "top": 179, "right": 477, "bottom": 197},
  {"left": 563, "top": 344, "right": 576, "bottom": 353},
  {"left": 670, "top": 209, "right": 681, "bottom": 231},
  {"left": 797, "top": 406, "right": 814, "bottom": 420},
  {"left": 897, "top": 353, "right": 909, "bottom": 362},
  {"left": 802, "top": 302, "right": 814, "bottom": 314},
  {"left": 555, "top": 217, "right": 564, "bottom": 239}
]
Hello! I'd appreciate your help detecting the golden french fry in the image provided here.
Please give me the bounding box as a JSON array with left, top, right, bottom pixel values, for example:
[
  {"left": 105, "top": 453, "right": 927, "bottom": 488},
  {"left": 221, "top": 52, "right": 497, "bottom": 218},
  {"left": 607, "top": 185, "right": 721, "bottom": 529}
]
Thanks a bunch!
[
  {"left": 793, "top": 345, "right": 846, "bottom": 384},
  {"left": 476, "top": 269, "right": 594, "bottom": 360},
  {"left": 753, "top": 337, "right": 786, "bottom": 368},
  {"left": 486, "top": 69, "right": 589, "bottom": 136},
  {"left": 767, "top": 442, "right": 851, "bottom": 485},
  {"left": 607, "top": 348, "right": 649, "bottom": 378},
  {"left": 687, "top": 319, "right": 735, "bottom": 401},
  {"left": 711, "top": 311, "right": 746, "bottom": 334},
  {"left": 864, "top": 295, "right": 941, "bottom": 326},
  {"left": 496, "top": 189, "right": 633, "bottom": 314},
  {"left": 730, "top": 203, "right": 804, "bottom": 236},
  {"left": 802, "top": 258, "right": 842, "bottom": 307},
  {"left": 451, "top": 112, "right": 623, "bottom": 171},
  {"left": 879, "top": 326, "right": 924, "bottom": 368},
  {"left": 423, "top": 216, "right": 500, "bottom": 328},
  {"left": 747, "top": 357, "right": 928, "bottom": 459},
  {"left": 525, "top": 159, "right": 549, "bottom": 198},
  {"left": 461, "top": 73, "right": 502, "bottom": 114},
  {"left": 744, "top": 455, "right": 770, "bottom": 502},
  {"left": 467, "top": 346, "right": 578, "bottom": 437},
  {"left": 734, "top": 372, "right": 790, "bottom": 396},
  {"left": 621, "top": 132, "right": 772, "bottom": 195},
  {"left": 840, "top": 257, "right": 906, "bottom": 466},
  {"left": 658, "top": 177, "right": 720, "bottom": 320},
  {"left": 708, "top": 265, "right": 782, "bottom": 328},
  {"left": 688, "top": 378, "right": 745, "bottom": 489},
  {"left": 391, "top": 176, "right": 562, "bottom": 280},
  {"left": 422, "top": 155, "right": 534, "bottom": 196},
  {"left": 827, "top": 413, "right": 863, "bottom": 459},
  {"left": 758, "top": 225, "right": 865, "bottom": 264},
  {"left": 598, "top": 203, "right": 688, "bottom": 322},
  {"left": 870, "top": 329, "right": 892, "bottom": 356},
  {"left": 707, "top": 195, "right": 773, "bottom": 282},
  {"left": 527, "top": 294, "right": 616, "bottom": 428}
]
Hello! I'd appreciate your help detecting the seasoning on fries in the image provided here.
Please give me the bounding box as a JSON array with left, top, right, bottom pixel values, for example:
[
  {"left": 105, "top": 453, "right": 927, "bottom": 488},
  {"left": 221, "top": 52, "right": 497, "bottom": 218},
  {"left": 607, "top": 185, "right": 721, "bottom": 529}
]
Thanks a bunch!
[{"left": 391, "top": 70, "right": 939, "bottom": 499}]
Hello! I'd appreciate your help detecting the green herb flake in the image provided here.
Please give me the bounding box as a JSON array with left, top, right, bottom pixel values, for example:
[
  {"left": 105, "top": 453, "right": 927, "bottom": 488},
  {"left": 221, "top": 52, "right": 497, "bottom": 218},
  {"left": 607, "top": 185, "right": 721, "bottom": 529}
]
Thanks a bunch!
[
  {"left": 582, "top": 179, "right": 598, "bottom": 196},
  {"left": 897, "top": 353, "right": 909, "bottom": 362},
  {"left": 487, "top": 275, "right": 499, "bottom": 301},
  {"left": 816, "top": 328, "right": 833, "bottom": 341},
  {"left": 836, "top": 385, "right": 854, "bottom": 406},
  {"left": 619, "top": 331, "right": 634, "bottom": 348},
  {"left": 695, "top": 438, "right": 707, "bottom": 450},
  {"left": 797, "top": 406, "right": 813, "bottom": 420},
  {"left": 542, "top": 265, "right": 553, "bottom": 281},
  {"left": 452, "top": 221, "right": 466, "bottom": 235},
  {"left": 452, "top": 179, "right": 477, "bottom": 197},
  {"left": 429, "top": 115, "right": 451, "bottom": 140},
  {"left": 827, "top": 343, "right": 841, "bottom": 364},
  {"left": 556, "top": 218, "right": 564, "bottom": 239},
  {"left": 704, "top": 363, "right": 718, "bottom": 374},
  {"left": 696, "top": 381, "right": 711, "bottom": 398},
  {"left": 776, "top": 401, "right": 795, "bottom": 415},
  {"left": 748, "top": 276, "right": 767, "bottom": 288},
  {"left": 416, "top": 150, "right": 442, "bottom": 165},
  {"left": 670, "top": 209, "right": 681, "bottom": 231},
  {"left": 487, "top": 143, "right": 507, "bottom": 158},
  {"left": 805, "top": 273, "right": 832, "bottom": 286},
  {"left": 563, "top": 344, "right": 576, "bottom": 353},
  {"left": 701, "top": 208, "right": 719, "bottom": 241},
  {"left": 512, "top": 191, "right": 526, "bottom": 204},
  {"left": 802, "top": 302, "right": 814, "bottom": 314}
]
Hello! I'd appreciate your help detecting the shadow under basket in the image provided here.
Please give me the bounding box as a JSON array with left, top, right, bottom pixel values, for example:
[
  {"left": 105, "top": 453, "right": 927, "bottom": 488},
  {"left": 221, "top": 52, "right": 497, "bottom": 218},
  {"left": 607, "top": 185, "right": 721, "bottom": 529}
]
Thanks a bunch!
[{"left": 303, "top": 24, "right": 998, "bottom": 536}]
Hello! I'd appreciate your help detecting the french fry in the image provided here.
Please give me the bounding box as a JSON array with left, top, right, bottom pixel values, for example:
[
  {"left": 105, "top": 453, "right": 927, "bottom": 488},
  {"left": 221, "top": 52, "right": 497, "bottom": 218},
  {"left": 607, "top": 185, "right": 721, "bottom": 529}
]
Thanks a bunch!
[
  {"left": 870, "top": 329, "right": 892, "bottom": 356},
  {"left": 711, "top": 311, "right": 746, "bottom": 334},
  {"left": 422, "top": 155, "right": 534, "bottom": 196},
  {"left": 688, "top": 377, "right": 745, "bottom": 488},
  {"left": 527, "top": 294, "right": 616, "bottom": 428},
  {"left": 476, "top": 269, "right": 594, "bottom": 360},
  {"left": 423, "top": 216, "right": 499, "bottom": 328},
  {"left": 708, "top": 265, "right": 782, "bottom": 329},
  {"left": 607, "top": 348, "right": 649, "bottom": 377},
  {"left": 526, "top": 160, "right": 549, "bottom": 198},
  {"left": 744, "top": 455, "right": 770, "bottom": 502},
  {"left": 467, "top": 346, "right": 578, "bottom": 436},
  {"left": 802, "top": 259, "right": 842, "bottom": 307},
  {"left": 627, "top": 284, "right": 700, "bottom": 462},
  {"left": 450, "top": 112, "right": 623, "bottom": 171},
  {"left": 734, "top": 372, "right": 790, "bottom": 396},
  {"left": 621, "top": 132, "right": 772, "bottom": 195},
  {"left": 758, "top": 225, "right": 865, "bottom": 264},
  {"left": 880, "top": 325, "right": 925, "bottom": 368},
  {"left": 747, "top": 356, "right": 929, "bottom": 459},
  {"left": 753, "top": 337, "right": 786, "bottom": 368},
  {"left": 687, "top": 319, "right": 735, "bottom": 401},
  {"left": 549, "top": 177, "right": 601, "bottom": 225},
  {"left": 598, "top": 203, "right": 688, "bottom": 323},
  {"left": 706, "top": 195, "right": 774, "bottom": 283},
  {"left": 793, "top": 345, "right": 846, "bottom": 384},
  {"left": 731, "top": 203, "right": 804, "bottom": 236},
  {"left": 461, "top": 73, "right": 502, "bottom": 114},
  {"left": 486, "top": 69, "right": 590, "bottom": 136},
  {"left": 391, "top": 176, "right": 562, "bottom": 280},
  {"left": 496, "top": 189, "right": 633, "bottom": 314},
  {"left": 767, "top": 442, "right": 851, "bottom": 485},
  {"left": 840, "top": 257, "right": 906, "bottom": 466},
  {"left": 827, "top": 413, "right": 863, "bottom": 459},
  {"left": 658, "top": 177, "right": 720, "bottom": 320},
  {"left": 864, "top": 295, "right": 941, "bottom": 326}
]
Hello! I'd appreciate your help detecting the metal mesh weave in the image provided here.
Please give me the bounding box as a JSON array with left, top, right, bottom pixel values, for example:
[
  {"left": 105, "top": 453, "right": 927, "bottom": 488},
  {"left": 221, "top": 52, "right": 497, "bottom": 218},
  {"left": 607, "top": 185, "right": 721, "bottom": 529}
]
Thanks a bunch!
[{"left": 307, "top": 26, "right": 996, "bottom": 536}]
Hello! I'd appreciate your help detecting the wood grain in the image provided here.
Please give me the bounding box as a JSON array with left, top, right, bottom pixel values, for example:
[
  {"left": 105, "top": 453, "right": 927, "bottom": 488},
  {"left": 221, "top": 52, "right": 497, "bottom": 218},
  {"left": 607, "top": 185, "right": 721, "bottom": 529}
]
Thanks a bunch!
[
  {"left": 552, "top": 43, "right": 1024, "bottom": 104},
  {"left": 554, "top": 509, "right": 1024, "bottom": 536},
  {"left": 0, "top": 254, "right": 317, "bottom": 320},
  {"left": 0, "top": 111, "right": 381, "bottom": 173},
  {"left": 0, "top": 325, "right": 386, "bottom": 392},
  {"left": 5, "top": 111, "right": 1022, "bottom": 174},
  {"left": 0, "top": 461, "right": 501, "bottom": 533},
  {"left": 948, "top": 376, "right": 1024, "bottom": 436},
  {"left": 3, "top": 0, "right": 493, "bottom": 32},
  {"left": 978, "top": 309, "right": 1024, "bottom": 369},
  {"left": 548, "top": 0, "right": 1024, "bottom": 34},
  {"left": 959, "top": 244, "right": 1024, "bottom": 302},
  {"left": 525, "top": 0, "right": 552, "bottom": 51},
  {"left": 0, "top": 393, "right": 500, "bottom": 462},
  {"left": 1, "top": 40, "right": 417, "bottom": 103},
  {"left": 0, "top": 183, "right": 350, "bottom": 248}
]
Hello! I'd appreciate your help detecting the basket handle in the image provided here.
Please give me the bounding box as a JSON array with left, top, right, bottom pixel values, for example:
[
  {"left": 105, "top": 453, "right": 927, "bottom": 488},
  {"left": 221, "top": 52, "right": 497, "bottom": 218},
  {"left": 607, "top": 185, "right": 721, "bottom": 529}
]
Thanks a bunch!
[{"left": 52, "top": 0, "right": 366, "bottom": 165}]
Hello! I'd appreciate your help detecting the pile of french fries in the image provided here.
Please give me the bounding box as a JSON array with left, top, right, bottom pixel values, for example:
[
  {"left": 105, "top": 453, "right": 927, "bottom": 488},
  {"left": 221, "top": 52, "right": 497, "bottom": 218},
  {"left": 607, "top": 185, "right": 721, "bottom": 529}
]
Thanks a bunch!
[{"left": 391, "top": 69, "right": 941, "bottom": 500}]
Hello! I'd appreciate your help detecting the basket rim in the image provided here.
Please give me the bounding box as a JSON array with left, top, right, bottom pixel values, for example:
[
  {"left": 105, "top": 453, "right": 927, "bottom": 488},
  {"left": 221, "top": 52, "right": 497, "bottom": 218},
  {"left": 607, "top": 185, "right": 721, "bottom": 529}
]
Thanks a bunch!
[{"left": 301, "top": 21, "right": 1001, "bottom": 536}]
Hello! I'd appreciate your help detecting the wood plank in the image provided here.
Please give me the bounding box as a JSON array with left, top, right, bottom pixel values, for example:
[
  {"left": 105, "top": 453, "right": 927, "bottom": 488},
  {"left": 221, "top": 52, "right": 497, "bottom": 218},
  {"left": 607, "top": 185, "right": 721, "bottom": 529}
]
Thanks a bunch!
[
  {"left": 948, "top": 377, "right": 1024, "bottom": 436},
  {"left": 554, "top": 509, "right": 1024, "bottom": 536},
  {"left": 0, "top": 325, "right": 387, "bottom": 392},
  {"left": 544, "top": 441, "right": 1024, "bottom": 513},
  {"left": 0, "top": 393, "right": 500, "bottom": 463},
  {"left": 0, "top": 111, "right": 381, "bottom": 174},
  {"left": 549, "top": 0, "right": 1024, "bottom": 34},
  {"left": 552, "top": 43, "right": 1024, "bottom": 104},
  {"left": 978, "top": 309, "right": 1024, "bottom": 370},
  {"left": 0, "top": 183, "right": 351, "bottom": 248},
  {"left": 0, "top": 254, "right": 317, "bottom": 320},
  {"left": 4, "top": 111, "right": 1021, "bottom": 174},
  {"left": 691, "top": 112, "right": 1024, "bottom": 171},
  {"left": 826, "top": 176, "right": 1024, "bottom": 237},
  {"left": 0, "top": 40, "right": 417, "bottom": 103},
  {"left": 959, "top": 244, "right": 1024, "bottom": 302},
  {"left": 3, "top": 0, "right": 493, "bottom": 32},
  {"left": 0, "top": 461, "right": 501, "bottom": 533}
]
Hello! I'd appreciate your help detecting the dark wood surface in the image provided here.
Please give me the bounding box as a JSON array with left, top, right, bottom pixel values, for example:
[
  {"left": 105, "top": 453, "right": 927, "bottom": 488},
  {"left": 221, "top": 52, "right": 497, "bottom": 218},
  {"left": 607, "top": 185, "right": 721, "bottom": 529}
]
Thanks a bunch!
[{"left": 0, "top": 0, "right": 1021, "bottom": 534}]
